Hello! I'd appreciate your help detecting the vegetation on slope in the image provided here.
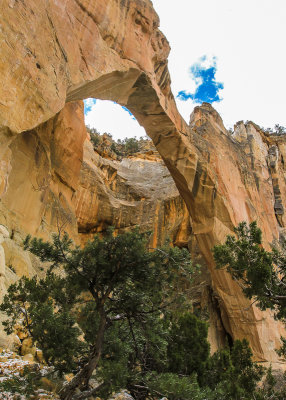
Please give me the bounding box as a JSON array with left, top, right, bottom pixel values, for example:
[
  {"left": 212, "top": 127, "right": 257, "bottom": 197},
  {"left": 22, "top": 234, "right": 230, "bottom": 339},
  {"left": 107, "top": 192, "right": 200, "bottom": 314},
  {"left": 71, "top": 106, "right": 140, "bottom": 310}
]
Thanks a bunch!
[
  {"left": 1, "top": 226, "right": 285, "bottom": 399},
  {"left": 86, "top": 126, "right": 153, "bottom": 159}
]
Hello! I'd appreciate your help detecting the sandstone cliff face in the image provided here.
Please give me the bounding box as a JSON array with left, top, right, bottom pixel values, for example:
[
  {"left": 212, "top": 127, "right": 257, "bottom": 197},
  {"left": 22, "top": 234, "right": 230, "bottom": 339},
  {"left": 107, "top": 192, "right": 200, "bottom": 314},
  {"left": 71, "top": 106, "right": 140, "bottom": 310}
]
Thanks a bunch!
[
  {"left": 76, "top": 142, "right": 191, "bottom": 249},
  {"left": 0, "top": 100, "right": 190, "bottom": 274},
  {"left": 0, "top": 101, "right": 193, "bottom": 347},
  {"left": 0, "top": 0, "right": 285, "bottom": 366},
  {"left": 189, "top": 105, "right": 286, "bottom": 363}
]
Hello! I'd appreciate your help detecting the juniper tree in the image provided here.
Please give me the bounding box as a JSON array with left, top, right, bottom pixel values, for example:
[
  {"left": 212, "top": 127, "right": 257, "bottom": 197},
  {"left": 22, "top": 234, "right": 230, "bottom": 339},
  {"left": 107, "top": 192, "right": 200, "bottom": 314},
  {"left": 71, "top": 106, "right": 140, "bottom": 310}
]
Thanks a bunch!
[
  {"left": 0, "top": 228, "right": 193, "bottom": 400},
  {"left": 213, "top": 221, "right": 286, "bottom": 358},
  {"left": 206, "top": 339, "right": 264, "bottom": 400},
  {"left": 167, "top": 312, "right": 210, "bottom": 382},
  {"left": 1, "top": 223, "right": 275, "bottom": 400},
  {"left": 213, "top": 221, "right": 286, "bottom": 319}
]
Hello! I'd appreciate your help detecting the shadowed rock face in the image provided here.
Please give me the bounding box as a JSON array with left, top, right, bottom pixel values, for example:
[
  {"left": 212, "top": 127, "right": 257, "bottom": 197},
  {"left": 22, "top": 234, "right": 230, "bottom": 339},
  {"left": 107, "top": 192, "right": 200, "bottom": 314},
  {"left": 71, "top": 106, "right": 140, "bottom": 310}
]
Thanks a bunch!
[
  {"left": 76, "top": 142, "right": 191, "bottom": 249},
  {"left": 0, "top": 0, "right": 286, "bottom": 365}
]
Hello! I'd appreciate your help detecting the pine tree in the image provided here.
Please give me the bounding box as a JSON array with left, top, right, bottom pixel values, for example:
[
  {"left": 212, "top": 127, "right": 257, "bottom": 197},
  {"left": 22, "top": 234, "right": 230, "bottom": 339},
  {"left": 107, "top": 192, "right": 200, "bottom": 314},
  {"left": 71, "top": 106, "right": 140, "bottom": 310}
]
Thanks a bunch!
[
  {"left": 0, "top": 228, "right": 193, "bottom": 400},
  {"left": 213, "top": 221, "right": 286, "bottom": 360},
  {"left": 213, "top": 221, "right": 286, "bottom": 319}
]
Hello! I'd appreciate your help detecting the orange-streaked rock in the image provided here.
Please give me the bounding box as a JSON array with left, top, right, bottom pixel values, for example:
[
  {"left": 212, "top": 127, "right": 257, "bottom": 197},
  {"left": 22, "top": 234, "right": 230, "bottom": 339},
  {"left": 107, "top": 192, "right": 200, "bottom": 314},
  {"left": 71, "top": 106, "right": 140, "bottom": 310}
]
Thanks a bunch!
[{"left": 76, "top": 139, "right": 191, "bottom": 249}]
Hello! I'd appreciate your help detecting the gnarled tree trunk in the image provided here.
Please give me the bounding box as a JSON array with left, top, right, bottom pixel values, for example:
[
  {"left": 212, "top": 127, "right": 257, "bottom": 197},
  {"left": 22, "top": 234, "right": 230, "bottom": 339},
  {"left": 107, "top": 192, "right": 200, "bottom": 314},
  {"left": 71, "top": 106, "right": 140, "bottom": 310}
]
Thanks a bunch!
[{"left": 59, "top": 309, "right": 107, "bottom": 400}]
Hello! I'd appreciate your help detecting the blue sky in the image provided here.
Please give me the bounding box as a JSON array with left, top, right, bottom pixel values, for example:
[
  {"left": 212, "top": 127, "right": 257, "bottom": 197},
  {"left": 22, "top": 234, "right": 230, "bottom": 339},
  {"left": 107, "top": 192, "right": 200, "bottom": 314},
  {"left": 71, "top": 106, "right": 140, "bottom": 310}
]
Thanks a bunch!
[
  {"left": 84, "top": 0, "right": 286, "bottom": 139},
  {"left": 177, "top": 56, "right": 224, "bottom": 104},
  {"left": 84, "top": 98, "right": 96, "bottom": 113}
]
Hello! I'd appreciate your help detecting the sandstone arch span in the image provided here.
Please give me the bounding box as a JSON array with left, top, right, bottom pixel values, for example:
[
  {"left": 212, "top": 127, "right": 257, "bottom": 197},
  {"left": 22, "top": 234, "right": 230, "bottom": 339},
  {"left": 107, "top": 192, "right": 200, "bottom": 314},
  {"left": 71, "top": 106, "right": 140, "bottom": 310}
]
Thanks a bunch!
[{"left": 0, "top": 0, "right": 284, "bottom": 365}]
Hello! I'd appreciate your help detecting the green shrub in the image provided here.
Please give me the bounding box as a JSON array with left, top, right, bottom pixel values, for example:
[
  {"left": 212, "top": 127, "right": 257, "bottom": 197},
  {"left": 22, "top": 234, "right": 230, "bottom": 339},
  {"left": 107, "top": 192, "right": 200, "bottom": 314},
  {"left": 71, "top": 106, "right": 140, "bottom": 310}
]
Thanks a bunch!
[{"left": 167, "top": 313, "right": 210, "bottom": 382}]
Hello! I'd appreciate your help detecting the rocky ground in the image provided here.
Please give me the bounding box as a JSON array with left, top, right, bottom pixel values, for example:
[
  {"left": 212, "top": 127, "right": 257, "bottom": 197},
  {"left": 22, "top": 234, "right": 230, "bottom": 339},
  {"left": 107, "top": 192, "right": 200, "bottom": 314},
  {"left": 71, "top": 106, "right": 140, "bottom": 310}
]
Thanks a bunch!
[
  {"left": 0, "top": 347, "right": 137, "bottom": 400},
  {"left": 0, "top": 348, "right": 57, "bottom": 399}
]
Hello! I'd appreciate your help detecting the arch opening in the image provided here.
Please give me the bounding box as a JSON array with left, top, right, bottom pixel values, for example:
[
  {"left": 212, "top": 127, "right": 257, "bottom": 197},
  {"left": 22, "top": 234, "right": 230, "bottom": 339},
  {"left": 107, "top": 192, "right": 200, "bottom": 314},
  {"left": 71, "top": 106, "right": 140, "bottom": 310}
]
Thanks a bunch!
[{"left": 83, "top": 98, "right": 147, "bottom": 141}]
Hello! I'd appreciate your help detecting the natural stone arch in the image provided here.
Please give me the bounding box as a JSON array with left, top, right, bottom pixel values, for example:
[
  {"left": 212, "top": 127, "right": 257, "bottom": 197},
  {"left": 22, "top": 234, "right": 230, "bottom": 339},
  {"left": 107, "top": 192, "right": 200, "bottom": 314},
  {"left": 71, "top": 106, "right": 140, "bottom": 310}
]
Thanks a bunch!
[
  {"left": 66, "top": 68, "right": 279, "bottom": 363},
  {"left": 67, "top": 69, "right": 229, "bottom": 237},
  {"left": 0, "top": 0, "right": 284, "bottom": 365}
]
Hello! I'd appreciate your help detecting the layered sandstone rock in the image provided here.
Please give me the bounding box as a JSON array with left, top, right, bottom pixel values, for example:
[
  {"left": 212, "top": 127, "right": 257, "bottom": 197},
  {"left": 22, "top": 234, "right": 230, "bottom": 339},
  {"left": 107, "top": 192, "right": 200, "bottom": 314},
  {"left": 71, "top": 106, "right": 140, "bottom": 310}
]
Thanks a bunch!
[
  {"left": 77, "top": 145, "right": 191, "bottom": 247},
  {"left": 0, "top": 0, "right": 285, "bottom": 366}
]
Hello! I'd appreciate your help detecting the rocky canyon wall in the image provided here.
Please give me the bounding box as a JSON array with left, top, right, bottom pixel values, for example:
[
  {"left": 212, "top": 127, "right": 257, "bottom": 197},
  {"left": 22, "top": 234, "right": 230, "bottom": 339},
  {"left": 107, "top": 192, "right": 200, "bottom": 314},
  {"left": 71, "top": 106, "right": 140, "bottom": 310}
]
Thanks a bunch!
[
  {"left": 0, "top": 100, "right": 193, "bottom": 348},
  {"left": 0, "top": 0, "right": 286, "bottom": 366}
]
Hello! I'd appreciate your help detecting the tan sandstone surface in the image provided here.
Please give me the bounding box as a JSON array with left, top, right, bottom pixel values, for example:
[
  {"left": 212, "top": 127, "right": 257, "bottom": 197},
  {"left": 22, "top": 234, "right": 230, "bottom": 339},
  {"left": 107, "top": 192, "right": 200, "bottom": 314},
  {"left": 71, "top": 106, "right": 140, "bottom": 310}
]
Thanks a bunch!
[{"left": 0, "top": 0, "right": 286, "bottom": 366}]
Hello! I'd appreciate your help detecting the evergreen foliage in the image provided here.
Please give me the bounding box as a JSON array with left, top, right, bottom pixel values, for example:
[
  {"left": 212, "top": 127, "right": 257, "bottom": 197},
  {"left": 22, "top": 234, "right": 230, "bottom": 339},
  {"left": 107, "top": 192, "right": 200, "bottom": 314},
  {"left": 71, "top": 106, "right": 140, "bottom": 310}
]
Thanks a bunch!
[
  {"left": 145, "top": 372, "right": 211, "bottom": 400},
  {"left": 121, "top": 137, "right": 139, "bottom": 155},
  {"left": 213, "top": 221, "right": 286, "bottom": 320},
  {"left": 213, "top": 221, "right": 286, "bottom": 397},
  {"left": 167, "top": 313, "right": 210, "bottom": 381},
  {"left": 206, "top": 339, "right": 264, "bottom": 399},
  {"left": 261, "top": 124, "right": 286, "bottom": 135},
  {"left": 0, "top": 228, "right": 193, "bottom": 399},
  {"left": 110, "top": 137, "right": 141, "bottom": 156},
  {"left": 86, "top": 125, "right": 147, "bottom": 157},
  {"left": 1, "top": 224, "right": 283, "bottom": 399}
]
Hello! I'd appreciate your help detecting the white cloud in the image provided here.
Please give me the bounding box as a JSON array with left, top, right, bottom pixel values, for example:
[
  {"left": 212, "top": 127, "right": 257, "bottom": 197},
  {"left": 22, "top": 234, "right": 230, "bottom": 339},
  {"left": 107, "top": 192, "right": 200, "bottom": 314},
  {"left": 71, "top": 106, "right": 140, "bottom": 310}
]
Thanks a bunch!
[{"left": 84, "top": 100, "right": 146, "bottom": 141}]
